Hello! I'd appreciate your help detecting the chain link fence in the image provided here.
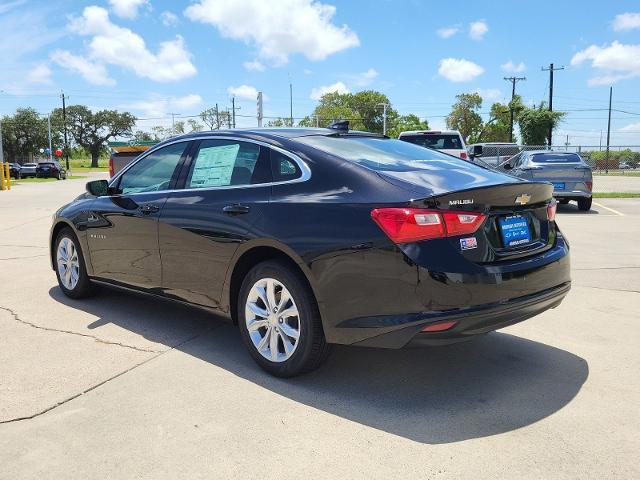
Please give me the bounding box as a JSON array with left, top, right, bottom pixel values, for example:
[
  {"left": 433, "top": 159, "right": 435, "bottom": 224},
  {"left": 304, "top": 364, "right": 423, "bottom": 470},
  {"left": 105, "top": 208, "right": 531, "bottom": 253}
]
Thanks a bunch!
[{"left": 470, "top": 144, "right": 640, "bottom": 174}]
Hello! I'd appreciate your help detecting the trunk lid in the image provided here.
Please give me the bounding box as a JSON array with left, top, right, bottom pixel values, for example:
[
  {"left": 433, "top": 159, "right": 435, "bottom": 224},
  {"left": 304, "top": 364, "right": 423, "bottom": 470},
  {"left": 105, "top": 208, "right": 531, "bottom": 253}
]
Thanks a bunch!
[{"left": 408, "top": 182, "right": 555, "bottom": 263}]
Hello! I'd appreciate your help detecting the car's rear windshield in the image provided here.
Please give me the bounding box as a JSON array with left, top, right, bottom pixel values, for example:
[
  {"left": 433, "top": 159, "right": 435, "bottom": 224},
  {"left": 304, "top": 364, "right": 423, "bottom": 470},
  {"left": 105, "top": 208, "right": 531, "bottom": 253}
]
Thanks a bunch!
[
  {"left": 532, "top": 153, "right": 581, "bottom": 163},
  {"left": 39, "top": 162, "right": 54, "bottom": 166},
  {"left": 295, "top": 135, "right": 486, "bottom": 173},
  {"left": 399, "top": 134, "right": 463, "bottom": 150}
]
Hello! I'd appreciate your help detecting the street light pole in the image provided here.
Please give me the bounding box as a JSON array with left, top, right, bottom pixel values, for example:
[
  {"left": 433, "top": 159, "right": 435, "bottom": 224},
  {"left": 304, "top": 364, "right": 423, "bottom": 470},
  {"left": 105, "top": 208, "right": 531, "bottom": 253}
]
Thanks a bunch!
[{"left": 377, "top": 103, "right": 389, "bottom": 135}]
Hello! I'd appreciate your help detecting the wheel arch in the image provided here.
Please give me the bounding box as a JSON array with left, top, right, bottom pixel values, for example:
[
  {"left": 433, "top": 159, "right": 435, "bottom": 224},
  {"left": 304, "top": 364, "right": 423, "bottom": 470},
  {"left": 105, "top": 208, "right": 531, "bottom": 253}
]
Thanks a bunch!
[
  {"left": 223, "top": 240, "right": 323, "bottom": 326},
  {"left": 50, "top": 219, "right": 91, "bottom": 274}
]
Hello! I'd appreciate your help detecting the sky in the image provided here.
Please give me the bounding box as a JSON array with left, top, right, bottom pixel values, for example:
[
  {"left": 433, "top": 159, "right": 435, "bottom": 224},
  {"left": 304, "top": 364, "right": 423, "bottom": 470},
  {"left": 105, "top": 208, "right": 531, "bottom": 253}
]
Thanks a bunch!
[{"left": 1, "top": 0, "right": 640, "bottom": 146}]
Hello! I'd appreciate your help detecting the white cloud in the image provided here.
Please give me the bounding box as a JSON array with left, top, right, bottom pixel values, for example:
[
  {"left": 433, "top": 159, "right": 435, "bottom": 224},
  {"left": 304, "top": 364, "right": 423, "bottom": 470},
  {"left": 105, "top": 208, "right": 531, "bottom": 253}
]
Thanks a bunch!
[
  {"left": 620, "top": 122, "right": 640, "bottom": 131},
  {"left": 438, "top": 58, "right": 484, "bottom": 82},
  {"left": 160, "top": 11, "right": 179, "bottom": 26},
  {"left": 475, "top": 88, "right": 502, "bottom": 101},
  {"left": 26, "top": 63, "right": 52, "bottom": 84},
  {"left": 613, "top": 12, "right": 640, "bottom": 32},
  {"left": 243, "top": 60, "right": 266, "bottom": 72},
  {"left": 66, "top": 6, "right": 196, "bottom": 83},
  {"left": 184, "top": 0, "right": 359, "bottom": 65},
  {"left": 304, "top": 69, "right": 313, "bottom": 75},
  {"left": 125, "top": 94, "right": 203, "bottom": 118},
  {"left": 51, "top": 50, "right": 115, "bottom": 86},
  {"left": 228, "top": 84, "right": 259, "bottom": 100},
  {"left": 351, "top": 68, "right": 378, "bottom": 86},
  {"left": 310, "top": 81, "right": 349, "bottom": 100},
  {"left": 437, "top": 26, "right": 459, "bottom": 39},
  {"left": 501, "top": 60, "right": 526, "bottom": 73},
  {"left": 469, "top": 20, "right": 488, "bottom": 40},
  {"left": 571, "top": 41, "right": 640, "bottom": 85},
  {"left": 108, "top": 0, "right": 149, "bottom": 19}
]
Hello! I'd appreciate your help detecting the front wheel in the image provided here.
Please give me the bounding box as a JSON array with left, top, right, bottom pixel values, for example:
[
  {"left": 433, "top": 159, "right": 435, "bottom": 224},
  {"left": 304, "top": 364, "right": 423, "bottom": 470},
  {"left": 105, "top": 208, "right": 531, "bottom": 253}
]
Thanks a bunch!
[
  {"left": 238, "top": 260, "right": 332, "bottom": 377},
  {"left": 54, "top": 228, "right": 95, "bottom": 299},
  {"left": 578, "top": 197, "right": 592, "bottom": 211}
]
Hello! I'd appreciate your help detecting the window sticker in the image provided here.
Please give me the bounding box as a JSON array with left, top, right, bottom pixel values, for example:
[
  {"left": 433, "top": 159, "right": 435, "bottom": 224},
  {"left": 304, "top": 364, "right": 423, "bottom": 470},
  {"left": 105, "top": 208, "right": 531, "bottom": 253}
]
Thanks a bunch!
[{"left": 190, "top": 144, "right": 240, "bottom": 188}]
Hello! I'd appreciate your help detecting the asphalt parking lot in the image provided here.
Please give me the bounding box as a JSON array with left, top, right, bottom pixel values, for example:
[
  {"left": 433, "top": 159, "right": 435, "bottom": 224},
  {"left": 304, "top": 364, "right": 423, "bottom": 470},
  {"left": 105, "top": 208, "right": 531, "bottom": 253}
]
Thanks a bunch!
[{"left": 1, "top": 175, "right": 638, "bottom": 479}]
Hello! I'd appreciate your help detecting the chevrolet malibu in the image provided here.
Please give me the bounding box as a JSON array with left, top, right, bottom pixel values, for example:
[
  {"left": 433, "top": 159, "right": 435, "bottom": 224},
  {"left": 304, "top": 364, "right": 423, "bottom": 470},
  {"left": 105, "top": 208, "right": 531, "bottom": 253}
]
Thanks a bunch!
[{"left": 50, "top": 126, "right": 571, "bottom": 377}]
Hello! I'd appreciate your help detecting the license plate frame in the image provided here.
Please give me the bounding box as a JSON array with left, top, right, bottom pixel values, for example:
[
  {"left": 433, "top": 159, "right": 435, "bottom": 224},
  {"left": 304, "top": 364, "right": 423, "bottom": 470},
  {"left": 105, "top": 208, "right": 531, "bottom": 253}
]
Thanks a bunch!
[
  {"left": 552, "top": 182, "right": 565, "bottom": 190},
  {"left": 498, "top": 215, "right": 531, "bottom": 248}
]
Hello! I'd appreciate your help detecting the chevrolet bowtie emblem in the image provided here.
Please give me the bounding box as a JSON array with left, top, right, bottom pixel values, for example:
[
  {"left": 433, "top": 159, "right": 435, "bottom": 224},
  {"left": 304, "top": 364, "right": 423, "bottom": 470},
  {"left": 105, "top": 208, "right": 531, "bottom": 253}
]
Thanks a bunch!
[{"left": 515, "top": 194, "right": 531, "bottom": 205}]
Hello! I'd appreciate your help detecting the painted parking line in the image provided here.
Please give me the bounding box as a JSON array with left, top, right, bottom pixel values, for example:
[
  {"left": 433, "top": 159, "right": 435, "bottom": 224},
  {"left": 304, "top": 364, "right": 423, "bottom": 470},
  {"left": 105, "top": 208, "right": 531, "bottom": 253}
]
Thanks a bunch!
[{"left": 593, "top": 201, "right": 625, "bottom": 217}]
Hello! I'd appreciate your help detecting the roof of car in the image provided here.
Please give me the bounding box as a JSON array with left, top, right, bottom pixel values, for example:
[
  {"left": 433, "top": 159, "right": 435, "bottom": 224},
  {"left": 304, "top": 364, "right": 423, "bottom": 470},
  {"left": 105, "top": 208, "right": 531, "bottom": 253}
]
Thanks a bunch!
[
  {"left": 398, "top": 130, "right": 461, "bottom": 136},
  {"left": 525, "top": 150, "right": 579, "bottom": 155},
  {"left": 170, "top": 127, "right": 382, "bottom": 141}
]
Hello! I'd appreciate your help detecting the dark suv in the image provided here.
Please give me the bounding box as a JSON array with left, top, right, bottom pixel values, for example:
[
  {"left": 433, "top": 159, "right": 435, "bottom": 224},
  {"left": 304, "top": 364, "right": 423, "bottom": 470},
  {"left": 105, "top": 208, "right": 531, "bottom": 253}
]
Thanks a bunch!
[{"left": 36, "top": 161, "right": 67, "bottom": 180}]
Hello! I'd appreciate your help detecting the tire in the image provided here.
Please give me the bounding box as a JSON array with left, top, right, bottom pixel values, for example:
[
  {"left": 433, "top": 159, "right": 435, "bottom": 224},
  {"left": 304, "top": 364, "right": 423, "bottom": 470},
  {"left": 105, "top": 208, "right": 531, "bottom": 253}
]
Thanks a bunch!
[
  {"left": 578, "top": 197, "right": 592, "bottom": 211},
  {"left": 54, "top": 227, "right": 95, "bottom": 299},
  {"left": 238, "top": 260, "right": 332, "bottom": 377},
  {"left": 56, "top": 172, "right": 61, "bottom": 180}
]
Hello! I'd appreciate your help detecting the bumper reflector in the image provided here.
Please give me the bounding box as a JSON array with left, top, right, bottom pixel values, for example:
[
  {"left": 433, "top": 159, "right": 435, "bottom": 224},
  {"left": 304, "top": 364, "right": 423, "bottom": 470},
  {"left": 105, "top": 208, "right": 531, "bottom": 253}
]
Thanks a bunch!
[{"left": 421, "top": 320, "right": 458, "bottom": 332}]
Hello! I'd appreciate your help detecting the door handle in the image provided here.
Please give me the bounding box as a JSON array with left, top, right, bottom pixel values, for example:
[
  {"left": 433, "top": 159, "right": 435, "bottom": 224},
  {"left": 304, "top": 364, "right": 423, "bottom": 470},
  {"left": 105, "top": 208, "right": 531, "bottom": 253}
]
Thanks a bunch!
[
  {"left": 139, "top": 204, "right": 160, "bottom": 215},
  {"left": 223, "top": 204, "right": 250, "bottom": 215}
]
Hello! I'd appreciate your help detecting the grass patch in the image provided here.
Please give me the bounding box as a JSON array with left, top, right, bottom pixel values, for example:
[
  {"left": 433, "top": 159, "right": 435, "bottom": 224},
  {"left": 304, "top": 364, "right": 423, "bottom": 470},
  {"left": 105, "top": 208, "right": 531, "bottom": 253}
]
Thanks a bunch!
[
  {"left": 594, "top": 171, "right": 640, "bottom": 177},
  {"left": 12, "top": 175, "right": 86, "bottom": 185},
  {"left": 592, "top": 192, "right": 640, "bottom": 198}
]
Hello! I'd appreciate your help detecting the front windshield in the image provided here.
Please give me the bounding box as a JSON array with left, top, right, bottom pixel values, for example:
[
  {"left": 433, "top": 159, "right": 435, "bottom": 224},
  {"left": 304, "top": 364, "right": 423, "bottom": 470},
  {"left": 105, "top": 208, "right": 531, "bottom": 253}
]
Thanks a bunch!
[{"left": 296, "top": 136, "right": 489, "bottom": 173}]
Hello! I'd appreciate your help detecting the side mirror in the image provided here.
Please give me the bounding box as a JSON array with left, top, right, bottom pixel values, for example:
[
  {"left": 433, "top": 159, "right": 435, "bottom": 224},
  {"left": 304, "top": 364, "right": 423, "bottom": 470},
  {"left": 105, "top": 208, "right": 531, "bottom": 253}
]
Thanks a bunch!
[
  {"left": 86, "top": 179, "right": 109, "bottom": 196},
  {"left": 472, "top": 144, "right": 483, "bottom": 157}
]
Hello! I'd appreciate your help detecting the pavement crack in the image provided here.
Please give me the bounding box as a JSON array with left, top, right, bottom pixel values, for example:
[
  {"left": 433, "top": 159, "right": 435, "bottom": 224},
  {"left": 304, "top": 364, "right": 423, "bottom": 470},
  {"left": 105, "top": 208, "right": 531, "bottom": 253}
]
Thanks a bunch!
[
  {"left": 0, "top": 305, "right": 163, "bottom": 353},
  {"left": 574, "top": 266, "right": 640, "bottom": 271},
  {"left": 579, "top": 285, "right": 640, "bottom": 294},
  {"left": 0, "top": 321, "right": 218, "bottom": 425},
  {"left": 0, "top": 254, "right": 48, "bottom": 261}
]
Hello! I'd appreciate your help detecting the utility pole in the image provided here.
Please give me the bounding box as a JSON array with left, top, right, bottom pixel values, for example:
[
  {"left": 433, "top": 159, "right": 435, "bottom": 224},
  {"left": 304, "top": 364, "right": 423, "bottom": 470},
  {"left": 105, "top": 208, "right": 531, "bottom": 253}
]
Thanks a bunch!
[
  {"left": 314, "top": 115, "right": 319, "bottom": 127},
  {"left": 541, "top": 63, "right": 564, "bottom": 147},
  {"left": 231, "top": 97, "right": 241, "bottom": 129},
  {"left": 606, "top": 86, "right": 612, "bottom": 173},
  {"left": 60, "top": 91, "right": 69, "bottom": 170},
  {"left": 47, "top": 115, "right": 53, "bottom": 160},
  {"left": 0, "top": 119, "right": 4, "bottom": 164},
  {"left": 599, "top": 130, "right": 603, "bottom": 151},
  {"left": 503, "top": 76, "right": 526, "bottom": 143},
  {"left": 289, "top": 80, "right": 293, "bottom": 127},
  {"left": 257, "top": 92, "right": 263, "bottom": 127},
  {"left": 377, "top": 103, "right": 389, "bottom": 135},
  {"left": 168, "top": 112, "right": 180, "bottom": 132},
  {"left": 215, "top": 103, "right": 220, "bottom": 129}
]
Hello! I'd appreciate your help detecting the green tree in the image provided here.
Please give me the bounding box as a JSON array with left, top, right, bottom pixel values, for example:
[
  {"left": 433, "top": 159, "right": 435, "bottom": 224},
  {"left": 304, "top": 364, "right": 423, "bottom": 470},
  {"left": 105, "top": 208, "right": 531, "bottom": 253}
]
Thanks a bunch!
[
  {"left": 53, "top": 106, "right": 136, "bottom": 167},
  {"left": 1, "top": 108, "right": 51, "bottom": 162},
  {"left": 348, "top": 90, "right": 398, "bottom": 133},
  {"left": 517, "top": 103, "right": 565, "bottom": 145},
  {"left": 387, "top": 114, "right": 429, "bottom": 138},
  {"left": 446, "top": 93, "right": 484, "bottom": 143},
  {"left": 266, "top": 117, "right": 294, "bottom": 127},
  {"left": 200, "top": 106, "right": 230, "bottom": 130},
  {"left": 132, "top": 130, "right": 160, "bottom": 142}
]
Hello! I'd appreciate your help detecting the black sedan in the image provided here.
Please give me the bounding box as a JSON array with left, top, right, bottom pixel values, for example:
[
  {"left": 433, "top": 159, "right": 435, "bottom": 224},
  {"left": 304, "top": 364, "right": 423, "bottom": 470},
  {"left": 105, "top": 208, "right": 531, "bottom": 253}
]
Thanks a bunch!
[
  {"left": 50, "top": 127, "right": 570, "bottom": 377},
  {"left": 36, "top": 161, "right": 67, "bottom": 179},
  {"left": 9, "top": 163, "right": 22, "bottom": 179}
]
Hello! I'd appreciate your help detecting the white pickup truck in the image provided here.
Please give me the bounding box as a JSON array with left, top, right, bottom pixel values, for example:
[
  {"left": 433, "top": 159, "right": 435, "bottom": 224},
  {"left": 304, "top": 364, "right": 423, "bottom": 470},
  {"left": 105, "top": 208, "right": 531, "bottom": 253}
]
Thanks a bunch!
[{"left": 398, "top": 130, "right": 468, "bottom": 159}]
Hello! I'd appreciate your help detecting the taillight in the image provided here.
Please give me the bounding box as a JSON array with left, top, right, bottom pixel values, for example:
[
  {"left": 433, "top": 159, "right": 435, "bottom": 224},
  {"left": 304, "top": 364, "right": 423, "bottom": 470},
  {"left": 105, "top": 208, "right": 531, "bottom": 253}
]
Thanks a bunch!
[
  {"left": 421, "top": 320, "right": 458, "bottom": 332},
  {"left": 460, "top": 151, "right": 468, "bottom": 160},
  {"left": 586, "top": 181, "right": 593, "bottom": 191},
  {"left": 109, "top": 158, "right": 114, "bottom": 178},
  {"left": 547, "top": 200, "right": 557, "bottom": 221},
  {"left": 370, "top": 208, "right": 485, "bottom": 244}
]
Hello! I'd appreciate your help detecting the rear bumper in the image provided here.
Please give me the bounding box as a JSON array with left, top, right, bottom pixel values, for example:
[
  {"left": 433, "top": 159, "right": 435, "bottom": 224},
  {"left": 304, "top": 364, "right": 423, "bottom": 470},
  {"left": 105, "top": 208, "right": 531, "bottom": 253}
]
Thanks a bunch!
[
  {"left": 351, "top": 281, "right": 570, "bottom": 348},
  {"left": 554, "top": 191, "right": 591, "bottom": 199}
]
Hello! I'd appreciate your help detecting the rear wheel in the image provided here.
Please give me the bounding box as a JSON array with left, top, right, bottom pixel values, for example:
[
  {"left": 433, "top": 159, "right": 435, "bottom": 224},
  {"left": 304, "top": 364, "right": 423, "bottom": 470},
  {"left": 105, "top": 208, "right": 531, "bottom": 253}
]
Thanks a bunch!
[
  {"left": 238, "top": 260, "right": 331, "bottom": 377},
  {"left": 54, "top": 228, "right": 94, "bottom": 299},
  {"left": 578, "top": 197, "right": 592, "bottom": 211}
]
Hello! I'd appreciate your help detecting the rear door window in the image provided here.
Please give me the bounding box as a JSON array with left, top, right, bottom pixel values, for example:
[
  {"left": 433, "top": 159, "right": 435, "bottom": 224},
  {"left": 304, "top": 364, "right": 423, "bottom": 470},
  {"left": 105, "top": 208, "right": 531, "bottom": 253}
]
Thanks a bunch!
[
  {"left": 532, "top": 153, "right": 581, "bottom": 163},
  {"left": 186, "top": 139, "right": 270, "bottom": 189},
  {"left": 400, "top": 134, "right": 462, "bottom": 150}
]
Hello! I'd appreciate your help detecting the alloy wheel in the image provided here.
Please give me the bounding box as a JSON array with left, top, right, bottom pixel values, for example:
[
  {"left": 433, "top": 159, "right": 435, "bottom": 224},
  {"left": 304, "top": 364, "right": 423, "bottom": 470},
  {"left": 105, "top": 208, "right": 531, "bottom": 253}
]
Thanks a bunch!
[
  {"left": 57, "top": 237, "right": 80, "bottom": 290},
  {"left": 245, "top": 278, "right": 301, "bottom": 362}
]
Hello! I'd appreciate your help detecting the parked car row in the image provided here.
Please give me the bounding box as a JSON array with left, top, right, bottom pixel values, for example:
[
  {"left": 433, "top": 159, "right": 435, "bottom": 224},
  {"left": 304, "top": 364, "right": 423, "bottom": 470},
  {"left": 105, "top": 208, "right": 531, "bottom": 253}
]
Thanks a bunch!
[
  {"left": 4, "top": 161, "right": 67, "bottom": 180},
  {"left": 397, "top": 131, "right": 594, "bottom": 211}
]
